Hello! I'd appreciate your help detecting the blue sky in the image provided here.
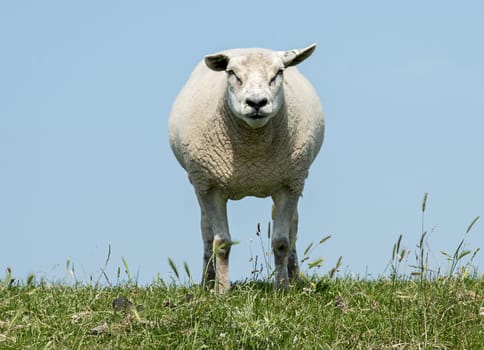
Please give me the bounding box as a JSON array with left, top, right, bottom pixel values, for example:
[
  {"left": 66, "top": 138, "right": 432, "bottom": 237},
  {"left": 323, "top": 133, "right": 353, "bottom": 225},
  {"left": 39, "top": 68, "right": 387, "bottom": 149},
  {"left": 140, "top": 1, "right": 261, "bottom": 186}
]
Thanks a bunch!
[{"left": 1, "top": 1, "right": 483, "bottom": 284}]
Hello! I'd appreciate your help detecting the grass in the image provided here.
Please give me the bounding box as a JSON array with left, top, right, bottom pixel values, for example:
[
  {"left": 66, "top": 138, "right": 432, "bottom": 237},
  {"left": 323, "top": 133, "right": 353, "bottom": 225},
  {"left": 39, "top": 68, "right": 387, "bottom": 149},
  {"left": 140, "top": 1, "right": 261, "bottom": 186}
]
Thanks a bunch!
[
  {"left": 1, "top": 194, "right": 483, "bottom": 349},
  {"left": 1, "top": 277, "right": 483, "bottom": 349}
]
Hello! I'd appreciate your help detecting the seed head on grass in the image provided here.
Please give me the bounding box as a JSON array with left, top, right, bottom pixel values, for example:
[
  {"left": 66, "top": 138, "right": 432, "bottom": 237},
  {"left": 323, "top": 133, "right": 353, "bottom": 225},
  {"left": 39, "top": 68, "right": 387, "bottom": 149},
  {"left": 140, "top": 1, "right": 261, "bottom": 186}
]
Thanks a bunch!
[
  {"left": 26, "top": 274, "right": 35, "bottom": 287},
  {"left": 183, "top": 261, "right": 193, "bottom": 283},
  {"left": 329, "top": 256, "right": 343, "bottom": 279},
  {"left": 3, "top": 267, "right": 14, "bottom": 288},
  {"left": 167, "top": 258, "right": 179, "bottom": 280},
  {"left": 301, "top": 235, "right": 331, "bottom": 265},
  {"left": 121, "top": 257, "right": 131, "bottom": 281},
  {"left": 212, "top": 240, "right": 240, "bottom": 256},
  {"left": 308, "top": 258, "right": 324, "bottom": 269},
  {"left": 422, "top": 192, "right": 428, "bottom": 213}
]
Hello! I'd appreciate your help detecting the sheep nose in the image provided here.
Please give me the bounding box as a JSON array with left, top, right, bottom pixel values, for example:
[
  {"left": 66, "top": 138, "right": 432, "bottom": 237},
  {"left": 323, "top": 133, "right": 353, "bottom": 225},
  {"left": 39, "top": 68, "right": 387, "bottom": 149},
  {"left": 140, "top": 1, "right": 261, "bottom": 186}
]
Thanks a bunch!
[{"left": 245, "top": 97, "right": 268, "bottom": 111}]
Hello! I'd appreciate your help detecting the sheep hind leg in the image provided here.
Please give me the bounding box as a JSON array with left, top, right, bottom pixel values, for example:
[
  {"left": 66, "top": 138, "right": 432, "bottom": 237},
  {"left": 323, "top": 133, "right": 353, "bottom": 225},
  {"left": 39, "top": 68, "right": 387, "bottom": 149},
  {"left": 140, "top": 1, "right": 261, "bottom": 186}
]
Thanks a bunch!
[
  {"left": 272, "top": 190, "right": 299, "bottom": 289},
  {"left": 199, "top": 209, "right": 215, "bottom": 288},
  {"left": 288, "top": 210, "right": 300, "bottom": 281}
]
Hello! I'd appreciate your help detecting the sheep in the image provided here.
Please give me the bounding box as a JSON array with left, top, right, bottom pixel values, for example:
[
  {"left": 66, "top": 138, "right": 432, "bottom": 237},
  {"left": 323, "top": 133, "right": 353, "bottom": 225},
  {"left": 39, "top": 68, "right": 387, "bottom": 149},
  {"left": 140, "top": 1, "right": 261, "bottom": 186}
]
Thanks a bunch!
[{"left": 168, "top": 44, "right": 324, "bottom": 293}]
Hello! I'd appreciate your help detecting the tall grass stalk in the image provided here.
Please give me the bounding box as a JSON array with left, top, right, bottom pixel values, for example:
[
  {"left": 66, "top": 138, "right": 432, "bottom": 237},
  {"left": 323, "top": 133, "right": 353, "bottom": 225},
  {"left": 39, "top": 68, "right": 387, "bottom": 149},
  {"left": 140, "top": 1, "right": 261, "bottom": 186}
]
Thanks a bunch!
[
  {"left": 96, "top": 244, "right": 112, "bottom": 287},
  {"left": 441, "top": 215, "right": 480, "bottom": 277}
]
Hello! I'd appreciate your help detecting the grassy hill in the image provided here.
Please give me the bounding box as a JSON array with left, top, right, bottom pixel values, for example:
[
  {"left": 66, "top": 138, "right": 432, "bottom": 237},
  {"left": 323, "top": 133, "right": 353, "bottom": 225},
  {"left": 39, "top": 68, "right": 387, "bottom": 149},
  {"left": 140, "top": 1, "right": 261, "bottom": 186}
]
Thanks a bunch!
[
  {"left": 2, "top": 195, "right": 482, "bottom": 349},
  {"left": 1, "top": 275, "right": 483, "bottom": 349}
]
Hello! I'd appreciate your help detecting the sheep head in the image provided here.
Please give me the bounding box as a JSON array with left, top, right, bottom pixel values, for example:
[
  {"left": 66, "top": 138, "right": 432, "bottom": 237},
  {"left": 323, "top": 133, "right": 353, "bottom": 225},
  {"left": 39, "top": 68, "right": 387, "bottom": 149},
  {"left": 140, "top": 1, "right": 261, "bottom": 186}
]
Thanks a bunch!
[{"left": 205, "top": 43, "right": 316, "bottom": 129}]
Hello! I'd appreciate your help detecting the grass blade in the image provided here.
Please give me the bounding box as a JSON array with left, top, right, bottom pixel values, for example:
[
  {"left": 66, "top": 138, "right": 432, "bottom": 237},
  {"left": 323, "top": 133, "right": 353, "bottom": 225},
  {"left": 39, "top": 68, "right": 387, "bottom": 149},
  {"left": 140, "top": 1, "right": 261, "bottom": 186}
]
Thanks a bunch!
[
  {"left": 457, "top": 250, "right": 471, "bottom": 260},
  {"left": 466, "top": 216, "right": 479, "bottom": 234}
]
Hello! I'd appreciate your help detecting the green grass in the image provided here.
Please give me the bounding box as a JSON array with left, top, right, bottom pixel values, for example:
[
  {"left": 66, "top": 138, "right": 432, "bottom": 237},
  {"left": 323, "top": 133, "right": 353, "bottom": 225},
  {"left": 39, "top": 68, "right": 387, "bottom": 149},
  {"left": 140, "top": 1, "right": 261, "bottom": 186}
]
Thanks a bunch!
[
  {"left": 1, "top": 277, "right": 483, "bottom": 349},
  {"left": 1, "top": 194, "right": 483, "bottom": 349}
]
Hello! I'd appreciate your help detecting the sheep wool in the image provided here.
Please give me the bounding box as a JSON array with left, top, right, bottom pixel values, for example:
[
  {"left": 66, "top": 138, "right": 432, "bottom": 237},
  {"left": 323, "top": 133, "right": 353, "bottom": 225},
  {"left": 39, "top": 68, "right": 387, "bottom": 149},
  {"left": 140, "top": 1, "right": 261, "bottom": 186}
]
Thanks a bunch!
[{"left": 169, "top": 44, "right": 324, "bottom": 293}]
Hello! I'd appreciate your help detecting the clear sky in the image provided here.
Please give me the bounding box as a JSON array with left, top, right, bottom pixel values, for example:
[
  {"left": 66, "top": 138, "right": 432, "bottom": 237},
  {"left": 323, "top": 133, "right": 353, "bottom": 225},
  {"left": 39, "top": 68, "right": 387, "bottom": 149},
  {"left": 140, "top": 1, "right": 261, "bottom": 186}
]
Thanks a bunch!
[{"left": 1, "top": 1, "right": 483, "bottom": 285}]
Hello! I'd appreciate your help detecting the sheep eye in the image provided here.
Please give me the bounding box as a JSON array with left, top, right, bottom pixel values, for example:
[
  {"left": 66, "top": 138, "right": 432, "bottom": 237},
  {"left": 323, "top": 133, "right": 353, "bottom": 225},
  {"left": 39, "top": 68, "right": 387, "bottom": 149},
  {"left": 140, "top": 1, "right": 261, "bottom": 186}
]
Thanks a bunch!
[
  {"left": 227, "top": 69, "right": 242, "bottom": 84},
  {"left": 269, "top": 69, "right": 283, "bottom": 85}
]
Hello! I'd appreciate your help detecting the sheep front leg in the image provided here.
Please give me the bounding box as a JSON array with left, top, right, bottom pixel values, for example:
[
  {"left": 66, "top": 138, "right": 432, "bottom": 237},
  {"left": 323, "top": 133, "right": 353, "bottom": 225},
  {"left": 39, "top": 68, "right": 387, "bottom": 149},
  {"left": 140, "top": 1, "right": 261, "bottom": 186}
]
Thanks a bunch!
[
  {"left": 272, "top": 189, "right": 300, "bottom": 289},
  {"left": 196, "top": 189, "right": 231, "bottom": 293}
]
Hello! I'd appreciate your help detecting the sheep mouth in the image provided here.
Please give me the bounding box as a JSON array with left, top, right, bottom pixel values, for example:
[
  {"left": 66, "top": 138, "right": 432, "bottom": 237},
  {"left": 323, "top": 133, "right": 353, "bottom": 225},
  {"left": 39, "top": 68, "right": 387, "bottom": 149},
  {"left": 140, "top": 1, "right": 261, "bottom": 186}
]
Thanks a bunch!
[
  {"left": 250, "top": 113, "right": 268, "bottom": 120},
  {"left": 247, "top": 110, "right": 271, "bottom": 120}
]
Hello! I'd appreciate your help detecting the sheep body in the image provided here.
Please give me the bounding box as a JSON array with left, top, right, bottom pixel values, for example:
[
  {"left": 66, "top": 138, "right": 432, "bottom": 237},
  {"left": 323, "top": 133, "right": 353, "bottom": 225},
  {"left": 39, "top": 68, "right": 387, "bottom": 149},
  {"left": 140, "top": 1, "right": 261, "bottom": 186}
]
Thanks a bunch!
[{"left": 169, "top": 45, "right": 324, "bottom": 292}]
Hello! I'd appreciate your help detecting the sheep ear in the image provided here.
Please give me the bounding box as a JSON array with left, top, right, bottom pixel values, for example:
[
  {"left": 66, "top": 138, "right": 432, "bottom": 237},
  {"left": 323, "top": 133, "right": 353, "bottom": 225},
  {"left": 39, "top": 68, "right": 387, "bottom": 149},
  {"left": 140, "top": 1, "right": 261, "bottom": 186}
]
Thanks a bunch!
[
  {"left": 281, "top": 43, "right": 317, "bottom": 68},
  {"left": 205, "top": 53, "right": 230, "bottom": 71}
]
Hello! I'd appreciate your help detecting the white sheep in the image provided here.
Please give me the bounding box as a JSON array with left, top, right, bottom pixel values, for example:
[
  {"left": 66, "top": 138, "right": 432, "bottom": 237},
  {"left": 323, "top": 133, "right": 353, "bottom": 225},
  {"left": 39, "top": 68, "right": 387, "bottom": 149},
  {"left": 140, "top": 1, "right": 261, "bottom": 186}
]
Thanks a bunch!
[{"left": 169, "top": 44, "right": 324, "bottom": 292}]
